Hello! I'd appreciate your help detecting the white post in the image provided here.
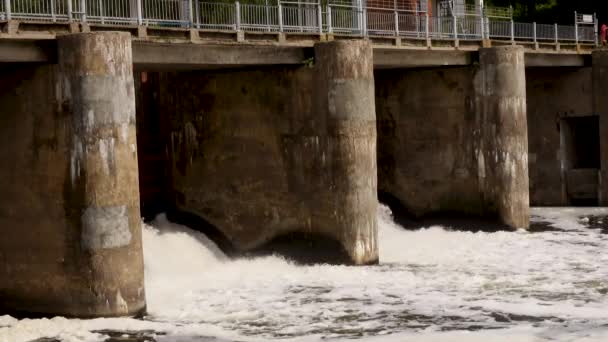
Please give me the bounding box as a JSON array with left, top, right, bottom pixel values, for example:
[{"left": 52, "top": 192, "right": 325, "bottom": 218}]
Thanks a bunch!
[
  {"left": 195, "top": 0, "right": 200, "bottom": 29},
  {"left": 278, "top": 3, "right": 283, "bottom": 32},
  {"left": 394, "top": 11, "right": 398, "bottom": 36},
  {"left": 453, "top": 15, "right": 457, "bottom": 40},
  {"left": 554, "top": 23, "right": 558, "bottom": 44},
  {"left": 318, "top": 4, "right": 322, "bottom": 33},
  {"left": 415, "top": 11, "right": 420, "bottom": 38},
  {"left": 362, "top": 7, "right": 367, "bottom": 36},
  {"left": 574, "top": 11, "right": 579, "bottom": 44},
  {"left": 51, "top": 0, "right": 57, "bottom": 22},
  {"left": 425, "top": 12, "right": 429, "bottom": 40},
  {"left": 235, "top": 1, "right": 241, "bottom": 31},
  {"left": 99, "top": 0, "right": 104, "bottom": 25},
  {"left": 510, "top": 20, "right": 514, "bottom": 42},
  {"left": 137, "top": 0, "right": 143, "bottom": 25},
  {"left": 67, "top": 0, "right": 72, "bottom": 22},
  {"left": 188, "top": 0, "right": 193, "bottom": 28},
  {"left": 3, "top": 0, "right": 10, "bottom": 20},
  {"left": 327, "top": 5, "right": 332, "bottom": 33},
  {"left": 533, "top": 22, "right": 537, "bottom": 43},
  {"left": 81, "top": 0, "right": 87, "bottom": 22}
]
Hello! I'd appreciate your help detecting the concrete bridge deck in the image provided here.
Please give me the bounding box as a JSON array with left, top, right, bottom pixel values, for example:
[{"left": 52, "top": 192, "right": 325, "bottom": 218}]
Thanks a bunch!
[{"left": 0, "top": 21, "right": 593, "bottom": 68}]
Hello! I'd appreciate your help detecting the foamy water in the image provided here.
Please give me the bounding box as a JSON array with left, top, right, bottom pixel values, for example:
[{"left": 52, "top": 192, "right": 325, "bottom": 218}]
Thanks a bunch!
[{"left": 1, "top": 206, "right": 608, "bottom": 342}]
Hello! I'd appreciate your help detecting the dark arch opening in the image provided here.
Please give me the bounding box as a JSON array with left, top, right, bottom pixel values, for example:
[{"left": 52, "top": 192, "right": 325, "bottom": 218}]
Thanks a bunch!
[
  {"left": 378, "top": 190, "right": 512, "bottom": 233},
  {"left": 246, "top": 231, "right": 353, "bottom": 265}
]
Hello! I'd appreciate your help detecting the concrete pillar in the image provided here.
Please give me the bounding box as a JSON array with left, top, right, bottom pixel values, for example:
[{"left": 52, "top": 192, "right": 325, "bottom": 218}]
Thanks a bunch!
[
  {"left": 58, "top": 32, "right": 145, "bottom": 316},
  {"left": 313, "top": 40, "right": 378, "bottom": 264},
  {"left": 476, "top": 46, "right": 530, "bottom": 228},
  {"left": 592, "top": 51, "right": 608, "bottom": 205}
]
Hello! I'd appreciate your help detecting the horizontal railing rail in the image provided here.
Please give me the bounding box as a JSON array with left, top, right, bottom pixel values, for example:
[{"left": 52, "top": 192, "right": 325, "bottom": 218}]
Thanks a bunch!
[{"left": 0, "top": 1, "right": 598, "bottom": 45}]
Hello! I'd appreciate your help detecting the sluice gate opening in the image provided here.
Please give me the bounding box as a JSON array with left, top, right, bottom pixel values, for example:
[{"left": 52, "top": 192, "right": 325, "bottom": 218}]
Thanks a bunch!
[{"left": 561, "top": 115, "right": 601, "bottom": 206}]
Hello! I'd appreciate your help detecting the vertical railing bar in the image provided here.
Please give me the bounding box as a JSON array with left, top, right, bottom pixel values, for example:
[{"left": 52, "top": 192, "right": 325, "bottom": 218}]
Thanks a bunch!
[
  {"left": 137, "top": 0, "right": 142, "bottom": 25},
  {"left": 554, "top": 23, "right": 558, "bottom": 44},
  {"left": 4, "top": 0, "right": 10, "bottom": 20},
  {"left": 574, "top": 11, "right": 578, "bottom": 44},
  {"left": 235, "top": 1, "right": 240, "bottom": 31},
  {"left": 195, "top": 0, "right": 200, "bottom": 28},
  {"left": 188, "top": 0, "right": 193, "bottom": 28},
  {"left": 510, "top": 19, "right": 514, "bottom": 42},
  {"left": 425, "top": 12, "right": 429, "bottom": 40},
  {"left": 317, "top": 4, "right": 322, "bottom": 33},
  {"left": 80, "top": 0, "right": 86, "bottom": 22},
  {"left": 327, "top": 5, "right": 332, "bottom": 33},
  {"left": 394, "top": 10, "right": 398, "bottom": 37},
  {"left": 50, "top": 0, "right": 57, "bottom": 22},
  {"left": 595, "top": 13, "right": 599, "bottom": 47},
  {"left": 362, "top": 7, "right": 367, "bottom": 37},
  {"left": 99, "top": 0, "right": 105, "bottom": 25},
  {"left": 67, "top": 0, "right": 72, "bottom": 21},
  {"left": 278, "top": 3, "right": 282, "bottom": 32},
  {"left": 533, "top": 22, "right": 537, "bottom": 43}
]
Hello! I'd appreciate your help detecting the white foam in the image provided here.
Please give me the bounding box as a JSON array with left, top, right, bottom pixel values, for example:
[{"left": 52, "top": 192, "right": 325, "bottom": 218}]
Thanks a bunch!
[{"left": 2, "top": 206, "right": 608, "bottom": 341}]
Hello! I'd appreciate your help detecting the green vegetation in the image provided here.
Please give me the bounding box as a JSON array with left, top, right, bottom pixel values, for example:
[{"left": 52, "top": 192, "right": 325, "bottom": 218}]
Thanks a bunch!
[{"left": 485, "top": 0, "right": 607, "bottom": 25}]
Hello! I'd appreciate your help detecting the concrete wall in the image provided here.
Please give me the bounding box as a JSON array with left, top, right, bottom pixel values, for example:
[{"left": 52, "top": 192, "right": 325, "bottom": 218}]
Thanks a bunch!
[
  {"left": 376, "top": 46, "right": 529, "bottom": 228},
  {"left": 0, "top": 64, "right": 75, "bottom": 315},
  {"left": 376, "top": 67, "right": 483, "bottom": 216},
  {"left": 592, "top": 51, "right": 608, "bottom": 205},
  {"left": 150, "top": 41, "right": 379, "bottom": 265},
  {"left": 526, "top": 67, "right": 593, "bottom": 205}
]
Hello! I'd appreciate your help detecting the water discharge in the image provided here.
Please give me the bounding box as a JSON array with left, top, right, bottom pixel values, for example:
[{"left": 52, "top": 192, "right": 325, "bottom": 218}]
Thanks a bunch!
[{"left": 2, "top": 206, "right": 608, "bottom": 341}]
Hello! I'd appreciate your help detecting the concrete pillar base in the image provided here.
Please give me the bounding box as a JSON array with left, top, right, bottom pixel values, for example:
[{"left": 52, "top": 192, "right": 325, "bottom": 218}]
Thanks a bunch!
[
  {"left": 475, "top": 46, "right": 530, "bottom": 229},
  {"left": 137, "top": 26, "right": 147, "bottom": 38},
  {"left": 313, "top": 40, "right": 379, "bottom": 265},
  {"left": 2, "top": 20, "right": 19, "bottom": 34},
  {"left": 57, "top": 32, "right": 145, "bottom": 317}
]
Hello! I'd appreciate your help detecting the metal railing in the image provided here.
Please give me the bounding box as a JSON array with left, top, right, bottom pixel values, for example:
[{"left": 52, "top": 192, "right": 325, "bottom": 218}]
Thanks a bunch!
[{"left": 0, "top": 1, "right": 598, "bottom": 45}]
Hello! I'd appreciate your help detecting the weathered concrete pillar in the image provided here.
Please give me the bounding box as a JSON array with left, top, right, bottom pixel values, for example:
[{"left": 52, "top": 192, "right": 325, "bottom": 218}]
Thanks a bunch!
[
  {"left": 58, "top": 32, "right": 145, "bottom": 316},
  {"left": 313, "top": 40, "right": 378, "bottom": 264},
  {"left": 592, "top": 51, "right": 608, "bottom": 205},
  {"left": 476, "top": 46, "right": 530, "bottom": 228}
]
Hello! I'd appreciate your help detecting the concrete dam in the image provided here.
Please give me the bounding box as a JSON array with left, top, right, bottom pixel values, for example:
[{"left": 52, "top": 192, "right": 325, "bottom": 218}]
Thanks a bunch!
[{"left": 0, "top": 6, "right": 606, "bottom": 320}]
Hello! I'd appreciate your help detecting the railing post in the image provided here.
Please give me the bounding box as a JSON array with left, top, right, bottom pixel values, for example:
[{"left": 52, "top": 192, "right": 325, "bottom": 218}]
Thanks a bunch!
[
  {"left": 574, "top": 11, "right": 578, "bottom": 45},
  {"left": 510, "top": 20, "right": 514, "bottom": 42},
  {"left": 554, "top": 23, "right": 558, "bottom": 44},
  {"left": 51, "top": 0, "right": 57, "bottom": 22},
  {"left": 317, "top": 4, "right": 322, "bottom": 33},
  {"left": 264, "top": 0, "right": 270, "bottom": 32},
  {"left": 81, "top": 0, "right": 87, "bottom": 22},
  {"left": 137, "top": 0, "right": 143, "bottom": 26},
  {"left": 188, "top": 0, "right": 193, "bottom": 28},
  {"left": 425, "top": 12, "right": 429, "bottom": 40},
  {"left": 278, "top": 3, "right": 283, "bottom": 32},
  {"left": 394, "top": 11, "right": 398, "bottom": 36},
  {"left": 595, "top": 13, "right": 599, "bottom": 47},
  {"left": 327, "top": 5, "right": 332, "bottom": 33},
  {"left": 67, "top": 0, "right": 72, "bottom": 22},
  {"left": 533, "top": 21, "right": 537, "bottom": 43},
  {"left": 4, "top": 0, "right": 11, "bottom": 20},
  {"left": 453, "top": 15, "right": 457, "bottom": 41},
  {"left": 235, "top": 1, "right": 241, "bottom": 31},
  {"left": 195, "top": 0, "right": 200, "bottom": 29},
  {"left": 415, "top": 12, "right": 420, "bottom": 38},
  {"left": 362, "top": 7, "right": 367, "bottom": 37},
  {"left": 99, "top": 0, "right": 105, "bottom": 25}
]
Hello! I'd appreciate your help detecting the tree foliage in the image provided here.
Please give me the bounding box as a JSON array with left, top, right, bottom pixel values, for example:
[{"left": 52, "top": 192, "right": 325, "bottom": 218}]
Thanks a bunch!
[{"left": 486, "top": 0, "right": 607, "bottom": 25}]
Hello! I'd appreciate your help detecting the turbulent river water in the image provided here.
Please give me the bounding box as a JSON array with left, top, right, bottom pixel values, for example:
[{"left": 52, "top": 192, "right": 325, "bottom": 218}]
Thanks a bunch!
[{"left": 1, "top": 206, "right": 608, "bottom": 342}]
